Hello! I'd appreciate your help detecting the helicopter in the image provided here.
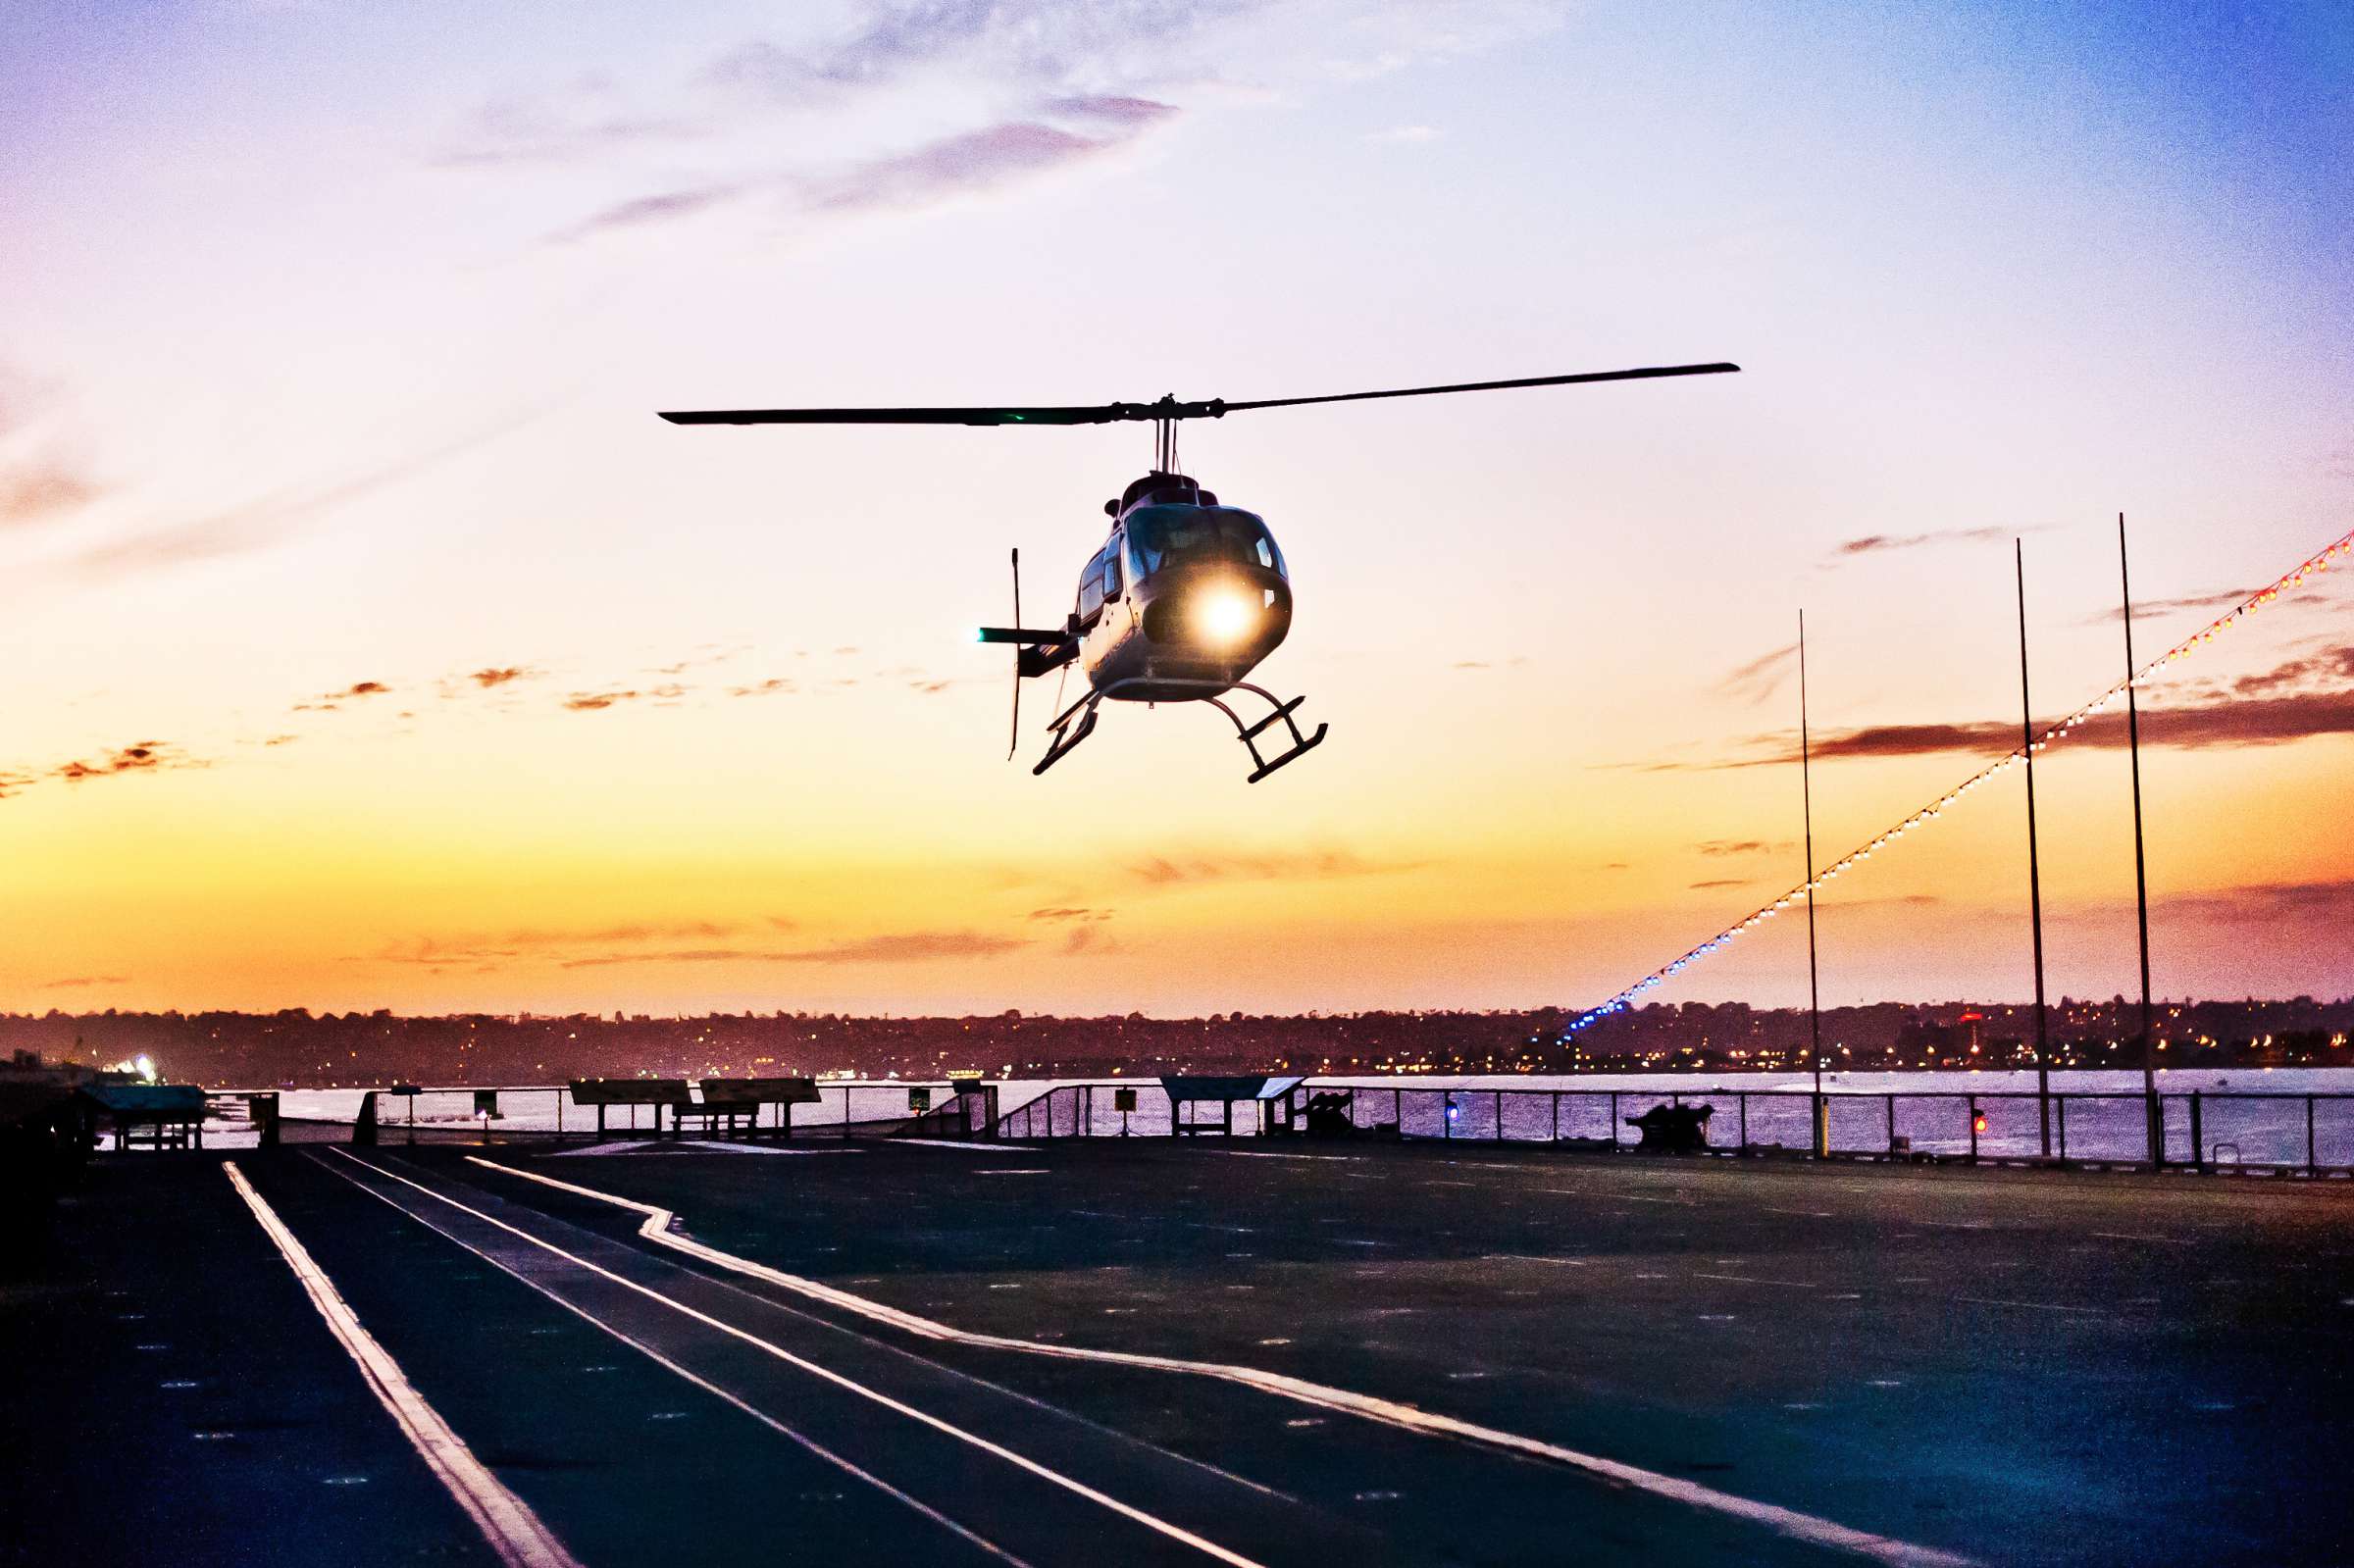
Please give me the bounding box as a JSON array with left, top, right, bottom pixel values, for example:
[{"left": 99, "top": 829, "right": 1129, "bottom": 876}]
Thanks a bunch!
[{"left": 659, "top": 361, "right": 1737, "bottom": 781}]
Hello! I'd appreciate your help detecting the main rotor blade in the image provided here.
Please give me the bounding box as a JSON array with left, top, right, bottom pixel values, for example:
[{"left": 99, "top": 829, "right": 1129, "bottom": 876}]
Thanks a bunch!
[
  {"left": 657, "top": 404, "right": 1167, "bottom": 427},
  {"left": 657, "top": 362, "right": 1739, "bottom": 427},
  {"left": 1219, "top": 362, "right": 1739, "bottom": 414}
]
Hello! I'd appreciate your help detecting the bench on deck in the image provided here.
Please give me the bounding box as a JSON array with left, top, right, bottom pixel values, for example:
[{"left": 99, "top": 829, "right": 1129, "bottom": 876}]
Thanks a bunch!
[
  {"left": 569, "top": 1079, "right": 692, "bottom": 1138},
  {"left": 682, "top": 1078, "right": 822, "bottom": 1140}
]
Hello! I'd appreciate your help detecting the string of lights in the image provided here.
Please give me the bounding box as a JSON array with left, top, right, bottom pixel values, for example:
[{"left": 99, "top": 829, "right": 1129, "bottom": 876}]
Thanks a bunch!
[{"left": 1560, "top": 524, "right": 2354, "bottom": 1038}]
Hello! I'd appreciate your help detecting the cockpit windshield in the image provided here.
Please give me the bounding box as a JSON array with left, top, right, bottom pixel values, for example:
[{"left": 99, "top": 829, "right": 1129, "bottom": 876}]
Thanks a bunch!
[{"left": 1128, "top": 511, "right": 1286, "bottom": 583}]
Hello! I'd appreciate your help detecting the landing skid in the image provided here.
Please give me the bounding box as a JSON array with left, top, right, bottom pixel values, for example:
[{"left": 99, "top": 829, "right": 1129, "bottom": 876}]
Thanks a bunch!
[{"left": 1033, "top": 679, "right": 1328, "bottom": 783}]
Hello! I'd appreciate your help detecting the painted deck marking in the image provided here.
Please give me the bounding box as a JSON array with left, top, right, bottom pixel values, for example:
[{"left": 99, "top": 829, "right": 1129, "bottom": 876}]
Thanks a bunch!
[
  {"left": 223, "top": 1163, "right": 582, "bottom": 1568},
  {"left": 1954, "top": 1296, "right": 2105, "bottom": 1315},
  {"left": 306, "top": 1155, "right": 1029, "bottom": 1567},
  {"left": 467, "top": 1156, "right": 1976, "bottom": 1568},
  {"left": 329, "top": 1151, "right": 1265, "bottom": 1568},
  {"left": 890, "top": 1139, "right": 1044, "bottom": 1153},
  {"left": 2088, "top": 1232, "right": 2189, "bottom": 1245}
]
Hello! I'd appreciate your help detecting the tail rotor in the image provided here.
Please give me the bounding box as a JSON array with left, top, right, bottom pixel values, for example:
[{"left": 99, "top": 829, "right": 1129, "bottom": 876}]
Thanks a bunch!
[{"left": 1006, "top": 547, "right": 1021, "bottom": 760}]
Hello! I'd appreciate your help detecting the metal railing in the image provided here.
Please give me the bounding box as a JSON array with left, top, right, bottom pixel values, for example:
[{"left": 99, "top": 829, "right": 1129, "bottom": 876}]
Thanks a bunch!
[
  {"left": 991, "top": 1082, "right": 2354, "bottom": 1176},
  {"left": 223, "top": 1077, "right": 2354, "bottom": 1176},
  {"left": 263, "top": 1080, "right": 959, "bottom": 1144}
]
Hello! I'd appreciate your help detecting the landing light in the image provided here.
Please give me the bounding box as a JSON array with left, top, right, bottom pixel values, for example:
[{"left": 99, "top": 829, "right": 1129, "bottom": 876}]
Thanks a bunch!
[{"left": 1193, "top": 587, "right": 1257, "bottom": 647}]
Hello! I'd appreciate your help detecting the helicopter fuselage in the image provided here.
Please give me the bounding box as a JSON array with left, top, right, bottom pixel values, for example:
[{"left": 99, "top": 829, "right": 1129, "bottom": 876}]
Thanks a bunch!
[{"left": 1073, "top": 473, "right": 1293, "bottom": 704}]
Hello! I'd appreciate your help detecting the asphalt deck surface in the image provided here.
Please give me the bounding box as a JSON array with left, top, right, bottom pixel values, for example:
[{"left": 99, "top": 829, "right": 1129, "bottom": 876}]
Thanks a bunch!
[{"left": 5, "top": 1137, "right": 2350, "bottom": 1567}]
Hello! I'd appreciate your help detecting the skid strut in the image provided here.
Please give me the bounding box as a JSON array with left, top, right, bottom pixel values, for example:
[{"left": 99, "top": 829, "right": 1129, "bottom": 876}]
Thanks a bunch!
[
  {"left": 1038, "top": 678, "right": 1326, "bottom": 784},
  {"left": 1032, "top": 691, "right": 1103, "bottom": 777},
  {"left": 1206, "top": 685, "right": 1329, "bottom": 783}
]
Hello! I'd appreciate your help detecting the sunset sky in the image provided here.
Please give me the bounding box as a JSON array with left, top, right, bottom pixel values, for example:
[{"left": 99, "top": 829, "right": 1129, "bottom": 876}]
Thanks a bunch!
[{"left": 2, "top": 1, "right": 2348, "bottom": 1017}]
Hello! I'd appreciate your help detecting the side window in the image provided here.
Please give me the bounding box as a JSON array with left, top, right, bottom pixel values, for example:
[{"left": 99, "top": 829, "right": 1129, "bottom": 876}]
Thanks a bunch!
[
  {"left": 1077, "top": 552, "right": 1105, "bottom": 619},
  {"left": 1101, "top": 545, "right": 1123, "bottom": 602},
  {"left": 1130, "top": 530, "right": 1160, "bottom": 582},
  {"left": 1254, "top": 537, "right": 1273, "bottom": 569}
]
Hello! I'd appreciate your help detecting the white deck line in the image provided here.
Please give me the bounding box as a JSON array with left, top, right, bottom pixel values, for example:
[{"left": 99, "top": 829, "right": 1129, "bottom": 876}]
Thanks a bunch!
[
  {"left": 330, "top": 1150, "right": 1265, "bottom": 1568},
  {"left": 305, "top": 1153, "right": 1030, "bottom": 1567},
  {"left": 469, "top": 1154, "right": 1979, "bottom": 1568},
  {"left": 222, "top": 1162, "right": 583, "bottom": 1568},
  {"left": 544, "top": 1139, "right": 855, "bottom": 1158},
  {"left": 888, "top": 1138, "right": 1043, "bottom": 1152}
]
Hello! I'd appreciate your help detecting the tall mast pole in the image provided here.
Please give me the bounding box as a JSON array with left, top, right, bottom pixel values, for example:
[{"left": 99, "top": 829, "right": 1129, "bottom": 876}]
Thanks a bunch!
[
  {"left": 2017, "top": 540, "right": 2052, "bottom": 1157},
  {"left": 1801, "top": 610, "right": 1825, "bottom": 1155},
  {"left": 2119, "top": 514, "right": 2161, "bottom": 1165}
]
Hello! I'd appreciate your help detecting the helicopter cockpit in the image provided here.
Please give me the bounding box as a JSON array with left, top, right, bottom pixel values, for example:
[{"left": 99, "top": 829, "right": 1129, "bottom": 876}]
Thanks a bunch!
[{"left": 1126, "top": 508, "right": 1288, "bottom": 584}]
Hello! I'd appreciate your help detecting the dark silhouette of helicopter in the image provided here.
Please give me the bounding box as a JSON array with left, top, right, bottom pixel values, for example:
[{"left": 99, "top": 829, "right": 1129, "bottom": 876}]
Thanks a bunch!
[{"left": 660, "top": 362, "right": 1737, "bottom": 781}]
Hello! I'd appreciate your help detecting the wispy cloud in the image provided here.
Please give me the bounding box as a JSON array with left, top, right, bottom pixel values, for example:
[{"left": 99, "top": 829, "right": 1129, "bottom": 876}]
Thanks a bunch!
[
  {"left": 47, "top": 406, "right": 550, "bottom": 584},
  {"left": 1042, "top": 94, "right": 1181, "bottom": 127},
  {"left": 54, "top": 740, "right": 200, "bottom": 784},
  {"left": 545, "top": 97, "right": 1172, "bottom": 242},
  {"left": 1831, "top": 526, "right": 2007, "bottom": 559},
  {"left": 1128, "top": 850, "right": 1419, "bottom": 886},
  {"left": 557, "top": 929, "right": 1025, "bottom": 967},
  {"left": 1715, "top": 641, "right": 1796, "bottom": 706},
  {"left": 809, "top": 120, "right": 1131, "bottom": 212},
  {"left": 369, "top": 919, "right": 777, "bottom": 967},
  {"left": 466, "top": 666, "right": 536, "bottom": 689},
  {"left": 36, "top": 975, "right": 129, "bottom": 989},
  {"left": 2160, "top": 879, "right": 2354, "bottom": 924},
  {"left": 701, "top": 4, "right": 1219, "bottom": 103},
  {"left": 1676, "top": 685, "right": 2354, "bottom": 768},
  {"left": 563, "top": 683, "right": 687, "bottom": 711},
  {"left": 518, "top": 3, "right": 1559, "bottom": 246},
  {"left": 431, "top": 97, "right": 707, "bottom": 169},
  {"left": 296, "top": 680, "right": 392, "bottom": 713},
  {"left": 0, "top": 459, "right": 101, "bottom": 527},
  {"left": 0, "top": 365, "right": 103, "bottom": 529},
  {"left": 549, "top": 183, "right": 747, "bottom": 244},
  {"left": 1697, "top": 838, "right": 1785, "bottom": 856},
  {"left": 2079, "top": 583, "right": 2339, "bottom": 627}
]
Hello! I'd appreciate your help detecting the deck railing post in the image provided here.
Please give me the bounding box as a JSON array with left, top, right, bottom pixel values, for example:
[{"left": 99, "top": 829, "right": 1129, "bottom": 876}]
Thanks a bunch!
[
  {"left": 1494, "top": 1089, "right": 1503, "bottom": 1143},
  {"left": 2308, "top": 1097, "right": 2319, "bottom": 1177},
  {"left": 2189, "top": 1091, "right": 2203, "bottom": 1173},
  {"left": 1738, "top": 1093, "right": 1748, "bottom": 1152},
  {"left": 1552, "top": 1091, "right": 1561, "bottom": 1144},
  {"left": 1610, "top": 1091, "right": 1619, "bottom": 1148},
  {"left": 1885, "top": 1095, "right": 1897, "bottom": 1156},
  {"left": 2056, "top": 1095, "right": 2068, "bottom": 1163},
  {"left": 1968, "top": 1095, "right": 1979, "bottom": 1163}
]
